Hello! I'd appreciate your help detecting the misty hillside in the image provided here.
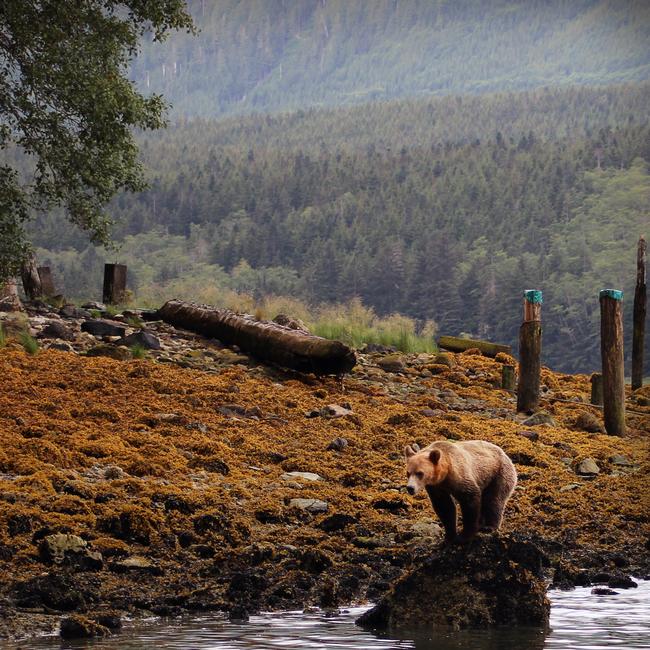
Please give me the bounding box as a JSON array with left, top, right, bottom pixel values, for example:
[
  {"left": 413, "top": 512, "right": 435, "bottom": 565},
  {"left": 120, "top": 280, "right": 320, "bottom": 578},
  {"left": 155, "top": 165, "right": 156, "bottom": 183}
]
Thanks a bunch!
[{"left": 131, "top": 0, "right": 650, "bottom": 117}]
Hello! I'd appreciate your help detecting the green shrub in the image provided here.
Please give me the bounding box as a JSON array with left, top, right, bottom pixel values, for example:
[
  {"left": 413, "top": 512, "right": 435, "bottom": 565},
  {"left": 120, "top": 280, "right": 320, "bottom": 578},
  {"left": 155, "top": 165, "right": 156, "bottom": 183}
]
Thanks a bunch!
[{"left": 20, "top": 332, "right": 39, "bottom": 355}]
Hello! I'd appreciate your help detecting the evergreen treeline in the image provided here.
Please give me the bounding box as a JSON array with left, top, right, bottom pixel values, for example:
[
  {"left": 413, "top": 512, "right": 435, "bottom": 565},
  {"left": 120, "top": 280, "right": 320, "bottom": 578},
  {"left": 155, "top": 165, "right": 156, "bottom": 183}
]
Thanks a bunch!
[
  {"left": 32, "top": 84, "right": 650, "bottom": 373},
  {"left": 130, "top": 0, "right": 650, "bottom": 117}
]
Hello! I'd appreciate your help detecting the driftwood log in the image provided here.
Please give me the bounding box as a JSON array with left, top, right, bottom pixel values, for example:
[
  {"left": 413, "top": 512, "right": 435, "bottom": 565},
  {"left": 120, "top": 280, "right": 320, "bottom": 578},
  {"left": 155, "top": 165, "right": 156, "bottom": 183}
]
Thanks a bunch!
[
  {"left": 438, "top": 335, "right": 511, "bottom": 358},
  {"left": 158, "top": 300, "right": 357, "bottom": 375}
]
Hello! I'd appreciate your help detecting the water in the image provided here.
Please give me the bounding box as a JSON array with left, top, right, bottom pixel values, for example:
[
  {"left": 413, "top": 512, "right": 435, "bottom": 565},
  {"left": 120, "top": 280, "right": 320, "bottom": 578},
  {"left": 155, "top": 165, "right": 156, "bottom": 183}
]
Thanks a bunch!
[{"left": 5, "top": 581, "right": 649, "bottom": 650}]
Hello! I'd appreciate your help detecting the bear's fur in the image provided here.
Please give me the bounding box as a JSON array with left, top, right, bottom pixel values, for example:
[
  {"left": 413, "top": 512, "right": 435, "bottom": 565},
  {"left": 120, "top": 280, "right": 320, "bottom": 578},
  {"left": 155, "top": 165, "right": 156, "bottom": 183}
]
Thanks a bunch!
[{"left": 404, "top": 440, "right": 517, "bottom": 543}]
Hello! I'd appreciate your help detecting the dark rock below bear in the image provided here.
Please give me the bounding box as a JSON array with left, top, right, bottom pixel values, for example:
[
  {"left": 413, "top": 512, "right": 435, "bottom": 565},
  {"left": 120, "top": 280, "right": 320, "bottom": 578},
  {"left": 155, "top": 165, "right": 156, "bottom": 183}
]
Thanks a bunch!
[{"left": 356, "top": 533, "right": 550, "bottom": 630}]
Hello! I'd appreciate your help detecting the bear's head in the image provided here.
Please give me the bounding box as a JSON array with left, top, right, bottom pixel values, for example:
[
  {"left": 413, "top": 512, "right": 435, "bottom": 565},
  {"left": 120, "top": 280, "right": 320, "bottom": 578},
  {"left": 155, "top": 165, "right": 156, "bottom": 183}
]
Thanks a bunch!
[{"left": 404, "top": 445, "right": 447, "bottom": 495}]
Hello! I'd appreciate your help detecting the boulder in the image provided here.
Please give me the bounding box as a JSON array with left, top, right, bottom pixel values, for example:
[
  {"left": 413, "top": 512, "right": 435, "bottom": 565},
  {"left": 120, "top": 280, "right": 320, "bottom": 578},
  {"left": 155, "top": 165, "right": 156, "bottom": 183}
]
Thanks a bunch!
[
  {"left": 40, "top": 321, "right": 75, "bottom": 341},
  {"left": 356, "top": 534, "right": 550, "bottom": 630},
  {"left": 81, "top": 319, "right": 127, "bottom": 338},
  {"left": 320, "top": 404, "right": 352, "bottom": 418},
  {"left": 281, "top": 471, "right": 322, "bottom": 482},
  {"left": 117, "top": 330, "right": 161, "bottom": 350}
]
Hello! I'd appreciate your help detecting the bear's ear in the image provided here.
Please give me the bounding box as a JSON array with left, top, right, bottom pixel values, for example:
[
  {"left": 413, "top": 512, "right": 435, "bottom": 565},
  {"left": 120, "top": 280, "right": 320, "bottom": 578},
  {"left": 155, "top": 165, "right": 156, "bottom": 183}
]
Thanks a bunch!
[
  {"left": 404, "top": 445, "right": 416, "bottom": 459},
  {"left": 429, "top": 449, "right": 441, "bottom": 465}
]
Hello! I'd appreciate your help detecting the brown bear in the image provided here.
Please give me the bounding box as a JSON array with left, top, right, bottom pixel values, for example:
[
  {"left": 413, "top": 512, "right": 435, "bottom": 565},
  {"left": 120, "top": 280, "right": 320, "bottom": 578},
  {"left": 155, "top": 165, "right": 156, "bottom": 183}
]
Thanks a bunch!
[{"left": 404, "top": 440, "right": 517, "bottom": 543}]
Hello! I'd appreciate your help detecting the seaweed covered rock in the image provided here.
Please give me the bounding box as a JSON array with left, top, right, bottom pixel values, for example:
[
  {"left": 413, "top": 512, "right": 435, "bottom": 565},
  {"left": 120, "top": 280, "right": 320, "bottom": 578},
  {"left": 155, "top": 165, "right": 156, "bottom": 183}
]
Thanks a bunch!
[{"left": 357, "top": 534, "right": 550, "bottom": 631}]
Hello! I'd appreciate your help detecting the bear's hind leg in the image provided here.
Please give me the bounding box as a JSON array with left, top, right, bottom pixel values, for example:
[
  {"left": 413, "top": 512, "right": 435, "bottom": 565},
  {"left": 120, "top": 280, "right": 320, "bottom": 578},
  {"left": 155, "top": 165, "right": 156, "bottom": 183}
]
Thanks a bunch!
[{"left": 480, "top": 474, "right": 514, "bottom": 531}]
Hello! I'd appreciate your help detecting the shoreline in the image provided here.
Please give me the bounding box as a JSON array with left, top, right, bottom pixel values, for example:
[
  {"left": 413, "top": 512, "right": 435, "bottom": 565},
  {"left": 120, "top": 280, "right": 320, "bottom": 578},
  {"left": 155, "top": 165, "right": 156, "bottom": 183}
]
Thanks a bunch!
[{"left": 0, "top": 311, "right": 648, "bottom": 641}]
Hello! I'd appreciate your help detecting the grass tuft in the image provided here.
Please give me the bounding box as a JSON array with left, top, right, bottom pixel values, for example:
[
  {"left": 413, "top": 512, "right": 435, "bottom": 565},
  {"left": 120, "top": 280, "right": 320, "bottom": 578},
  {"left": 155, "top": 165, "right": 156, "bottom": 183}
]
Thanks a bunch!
[
  {"left": 20, "top": 332, "right": 39, "bottom": 355},
  {"left": 0, "top": 324, "right": 6, "bottom": 348},
  {"left": 130, "top": 344, "right": 146, "bottom": 359}
]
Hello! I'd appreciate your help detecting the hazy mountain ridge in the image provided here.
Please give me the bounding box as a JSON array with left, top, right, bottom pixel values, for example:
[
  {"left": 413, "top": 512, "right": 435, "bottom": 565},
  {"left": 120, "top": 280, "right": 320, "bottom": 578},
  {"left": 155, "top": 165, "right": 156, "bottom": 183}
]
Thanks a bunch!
[{"left": 131, "top": 0, "right": 650, "bottom": 117}]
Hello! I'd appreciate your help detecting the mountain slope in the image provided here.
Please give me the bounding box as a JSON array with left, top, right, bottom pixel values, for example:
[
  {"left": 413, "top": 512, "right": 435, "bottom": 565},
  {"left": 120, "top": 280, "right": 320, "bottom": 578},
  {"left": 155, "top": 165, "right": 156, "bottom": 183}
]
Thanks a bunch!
[{"left": 131, "top": 0, "right": 650, "bottom": 117}]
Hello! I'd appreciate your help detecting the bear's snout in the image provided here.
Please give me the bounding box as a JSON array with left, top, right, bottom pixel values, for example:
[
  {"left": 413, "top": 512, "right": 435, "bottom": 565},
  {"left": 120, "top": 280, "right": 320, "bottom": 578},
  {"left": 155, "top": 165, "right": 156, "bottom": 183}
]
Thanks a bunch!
[{"left": 406, "top": 485, "right": 415, "bottom": 496}]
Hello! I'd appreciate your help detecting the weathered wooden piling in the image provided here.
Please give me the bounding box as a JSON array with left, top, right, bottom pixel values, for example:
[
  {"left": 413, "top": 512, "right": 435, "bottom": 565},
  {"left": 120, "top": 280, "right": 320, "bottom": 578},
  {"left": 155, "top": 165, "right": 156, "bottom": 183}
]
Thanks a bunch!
[
  {"left": 599, "top": 289, "right": 625, "bottom": 436},
  {"left": 590, "top": 373, "right": 603, "bottom": 406},
  {"left": 517, "top": 290, "right": 542, "bottom": 413},
  {"left": 632, "top": 236, "right": 646, "bottom": 390},
  {"left": 103, "top": 264, "right": 127, "bottom": 305},
  {"left": 501, "top": 365, "right": 516, "bottom": 391},
  {"left": 37, "top": 267, "right": 56, "bottom": 297},
  {"left": 21, "top": 254, "right": 42, "bottom": 300}
]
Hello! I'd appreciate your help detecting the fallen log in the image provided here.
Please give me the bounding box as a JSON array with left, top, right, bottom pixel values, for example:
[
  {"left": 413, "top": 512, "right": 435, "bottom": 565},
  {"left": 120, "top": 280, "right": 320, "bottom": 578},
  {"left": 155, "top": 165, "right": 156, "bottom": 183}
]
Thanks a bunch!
[
  {"left": 438, "top": 335, "right": 511, "bottom": 358},
  {"left": 158, "top": 300, "right": 356, "bottom": 375}
]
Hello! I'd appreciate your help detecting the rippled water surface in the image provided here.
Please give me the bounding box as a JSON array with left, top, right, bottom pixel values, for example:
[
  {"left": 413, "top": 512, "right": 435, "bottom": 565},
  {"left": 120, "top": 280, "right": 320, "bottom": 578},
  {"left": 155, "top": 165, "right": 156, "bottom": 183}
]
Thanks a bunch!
[{"left": 8, "top": 580, "right": 649, "bottom": 649}]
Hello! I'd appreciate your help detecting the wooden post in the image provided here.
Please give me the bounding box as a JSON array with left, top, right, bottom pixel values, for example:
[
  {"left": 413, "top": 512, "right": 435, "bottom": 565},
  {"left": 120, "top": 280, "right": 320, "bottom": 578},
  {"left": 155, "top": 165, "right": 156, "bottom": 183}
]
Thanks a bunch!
[
  {"left": 37, "top": 267, "right": 56, "bottom": 297},
  {"left": 600, "top": 289, "right": 625, "bottom": 436},
  {"left": 517, "top": 289, "right": 542, "bottom": 413},
  {"left": 632, "top": 236, "right": 646, "bottom": 390},
  {"left": 103, "top": 264, "right": 127, "bottom": 305},
  {"left": 21, "top": 254, "right": 42, "bottom": 300},
  {"left": 590, "top": 373, "right": 603, "bottom": 406},
  {"left": 501, "top": 365, "right": 516, "bottom": 391}
]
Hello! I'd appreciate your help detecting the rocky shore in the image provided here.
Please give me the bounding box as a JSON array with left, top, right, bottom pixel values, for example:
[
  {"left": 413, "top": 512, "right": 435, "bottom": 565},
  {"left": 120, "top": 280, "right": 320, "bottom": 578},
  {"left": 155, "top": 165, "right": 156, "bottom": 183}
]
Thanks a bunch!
[{"left": 0, "top": 300, "right": 648, "bottom": 640}]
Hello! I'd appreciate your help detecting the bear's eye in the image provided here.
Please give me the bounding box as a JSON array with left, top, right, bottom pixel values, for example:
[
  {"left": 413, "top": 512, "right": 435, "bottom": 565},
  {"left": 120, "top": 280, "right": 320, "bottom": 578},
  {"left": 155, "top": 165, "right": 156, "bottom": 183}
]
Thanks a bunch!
[{"left": 415, "top": 471, "right": 424, "bottom": 480}]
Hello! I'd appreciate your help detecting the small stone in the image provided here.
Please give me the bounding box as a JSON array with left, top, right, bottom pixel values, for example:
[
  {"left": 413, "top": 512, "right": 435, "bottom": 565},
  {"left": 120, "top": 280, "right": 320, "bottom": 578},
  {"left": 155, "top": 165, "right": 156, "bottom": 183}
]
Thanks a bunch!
[
  {"left": 517, "top": 430, "right": 539, "bottom": 442},
  {"left": 61, "top": 304, "right": 91, "bottom": 319},
  {"left": 320, "top": 404, "right": 352, "bottom": 418},
  {"left": 433, "top": 353, "right": 455, "bottom": 368},
  {"left": 378, "top": 355, "right": 406, "bottom": 373},
  {"left": 289, "top": 498, "right": 328, "bottom": 513},
  {"left": 281, "top": 471, "right": 322, "bottom": 482},
  {"left": 117, "top": 330, "right": 161, "bottom": 350},
  {"left": 60, "top": 615, "right": 109, "bottom": 639},
  {"left": 317, "top": 514, "right": 357, "bottom": 532},
  {"left": 607, "top": 576, "right": 638, "bottom": 589},
  {"left": 228, "top": 605, "right": 250, "bottom": 622},
  {"left": 81, "top": 302, "right": 106, "bottom": 311},
  {"left": 109, "top": 556, "right": 162, "bottom": 575},
  {"left": 326, "top": 437, "right": 348, "bottom": 451},
  {"left": 576, "top": 458, "right": 600, "bottom": 476},
  {"left": 522, "top": 411, "right": 557, "bottom": 427},
  {"left": 410, "top": 520, "right": 443, "bottom": 539},
  {"left": 591, "top": 587, "right": 619, "bottom": 596},
  {"left": 609, "top": 454, "right": 633, "bottom": 466},
  {"left": 48, "top": 342, "right": 75, "bottom": 352},
  {"left": 560, "top": 483, "right": 582, "bottom": 492},
  {"left": 103, "top": 465, "right": 124, "bottom": 479}
]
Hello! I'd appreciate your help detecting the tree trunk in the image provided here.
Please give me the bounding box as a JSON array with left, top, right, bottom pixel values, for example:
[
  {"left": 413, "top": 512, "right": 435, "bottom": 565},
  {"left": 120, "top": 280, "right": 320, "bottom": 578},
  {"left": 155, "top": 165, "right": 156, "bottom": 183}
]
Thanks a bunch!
[
  {"left": 158, "top": 300, "right": 357, "bottom": 375},
  {"left": 437, "top": 335, "right": 511, "bottom": 358},
  {"left": 21, "top": 254, "right": 42, "bottom": 300}
]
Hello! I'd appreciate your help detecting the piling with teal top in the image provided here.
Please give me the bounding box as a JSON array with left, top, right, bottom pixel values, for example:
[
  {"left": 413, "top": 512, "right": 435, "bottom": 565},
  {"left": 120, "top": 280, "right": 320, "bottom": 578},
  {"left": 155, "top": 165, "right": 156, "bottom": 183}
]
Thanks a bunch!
[
  {"left": 599, "top": 288, "right": 625, "bottom": 436},
  {"left": 517, "top": 289, "right": 542, "bottom": 412}
]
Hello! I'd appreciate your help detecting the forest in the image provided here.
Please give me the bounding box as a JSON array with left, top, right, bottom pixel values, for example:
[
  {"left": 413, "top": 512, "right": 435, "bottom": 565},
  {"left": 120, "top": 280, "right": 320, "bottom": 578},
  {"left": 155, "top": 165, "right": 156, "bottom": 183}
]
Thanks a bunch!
[
  {"left": 32, "top": 83, "right": 650, "bottom": 374},
  {"left": 130, "top": 0, "right": 650, "bottom": 117}
]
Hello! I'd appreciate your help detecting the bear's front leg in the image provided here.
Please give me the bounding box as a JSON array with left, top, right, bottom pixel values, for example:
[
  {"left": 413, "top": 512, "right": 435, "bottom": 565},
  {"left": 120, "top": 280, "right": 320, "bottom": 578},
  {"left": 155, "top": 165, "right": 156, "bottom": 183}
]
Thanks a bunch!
[
  {"left": 457, "top": 492, "right": 481, "bottom": 543},
  {"left": 426, "top": 486, "right": 457, "bottom": 542}
]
